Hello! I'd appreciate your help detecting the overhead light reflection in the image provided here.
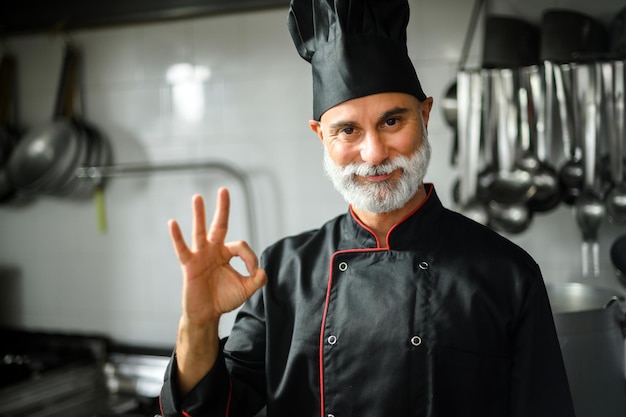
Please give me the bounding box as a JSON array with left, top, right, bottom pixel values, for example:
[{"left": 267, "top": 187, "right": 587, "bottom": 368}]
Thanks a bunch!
[{"left": 166, "top": 63, "right": 211, "bottom": 123}]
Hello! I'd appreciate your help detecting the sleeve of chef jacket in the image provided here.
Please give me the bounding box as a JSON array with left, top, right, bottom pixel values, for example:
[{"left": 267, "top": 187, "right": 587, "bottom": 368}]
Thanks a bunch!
[
  {"left": 159, "top": 291, "right": 268, "bottom": 417},
  {"left": 159, "top": 339, "right": 233, "bottom": 417},
  {"left": 509, "top": 272, "right": 576, "bottom": 417}
]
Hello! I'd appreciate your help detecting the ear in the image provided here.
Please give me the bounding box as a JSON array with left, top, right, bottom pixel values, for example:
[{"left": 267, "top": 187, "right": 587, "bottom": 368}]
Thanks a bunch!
[
  {"left": 420, "top": 97, "right": 434, "bottom": 128},
  {"left": 309, "top": 120, "right": 325, "bottom": 144}
]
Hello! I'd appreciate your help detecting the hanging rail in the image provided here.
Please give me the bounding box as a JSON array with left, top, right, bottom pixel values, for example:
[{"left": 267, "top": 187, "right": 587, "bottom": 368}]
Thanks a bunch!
[{"left": 76, "top": 160, "right": 258, "bottom": 248}]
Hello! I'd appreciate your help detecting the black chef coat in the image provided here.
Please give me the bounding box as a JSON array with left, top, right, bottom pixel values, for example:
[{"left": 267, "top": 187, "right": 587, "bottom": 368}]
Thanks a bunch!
[{"left": 160, "top": 184, "right": 575, "bottom": 417}]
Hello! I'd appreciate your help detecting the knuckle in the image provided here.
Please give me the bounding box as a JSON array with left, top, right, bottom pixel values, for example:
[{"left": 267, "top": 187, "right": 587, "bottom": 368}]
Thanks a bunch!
[{"left": 232, "top": 239, "right": 250, "bottom": 249}]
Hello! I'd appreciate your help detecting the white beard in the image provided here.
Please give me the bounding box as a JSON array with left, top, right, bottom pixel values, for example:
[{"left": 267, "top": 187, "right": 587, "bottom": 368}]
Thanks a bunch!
[{"left": 323, "top": 130, "right": 431, "bottom": 214}]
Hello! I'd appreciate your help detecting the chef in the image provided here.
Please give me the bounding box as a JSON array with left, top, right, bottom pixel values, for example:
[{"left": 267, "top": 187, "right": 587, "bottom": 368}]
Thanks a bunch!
[{"left": 159, "top": 0, "right": 575, "bottom": 416}]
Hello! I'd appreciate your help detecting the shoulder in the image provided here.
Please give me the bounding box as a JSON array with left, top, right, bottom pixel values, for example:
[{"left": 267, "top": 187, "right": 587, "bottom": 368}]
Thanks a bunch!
[
  {"left": 438, "top": 207, "right": 541, "bottom": 277},
  {"left": 259, "top": 212, "right": 347, "bottom": 267}
]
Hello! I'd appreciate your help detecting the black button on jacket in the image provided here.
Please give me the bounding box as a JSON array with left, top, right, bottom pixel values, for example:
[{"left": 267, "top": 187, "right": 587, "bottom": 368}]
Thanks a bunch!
[{"left": 160, "top": 185, "right": 575, "bottom": 417}]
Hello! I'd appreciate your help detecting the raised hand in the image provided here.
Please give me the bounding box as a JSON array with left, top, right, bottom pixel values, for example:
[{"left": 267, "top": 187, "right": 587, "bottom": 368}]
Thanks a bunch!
[
  {"left": 169, "top": 188, "right": 267, "bottom": 396},
  {"left": 169, "top": 188, "right": 267, "bottom": 325}
]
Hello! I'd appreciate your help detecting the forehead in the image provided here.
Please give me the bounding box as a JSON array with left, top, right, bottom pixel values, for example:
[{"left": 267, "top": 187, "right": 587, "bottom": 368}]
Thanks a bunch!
[{"left": 320, "top": 92, "right": 420, "bottom": 124}]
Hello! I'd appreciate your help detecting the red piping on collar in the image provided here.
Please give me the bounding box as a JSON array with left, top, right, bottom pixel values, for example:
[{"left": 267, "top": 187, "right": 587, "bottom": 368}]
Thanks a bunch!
[{"left": 348, "top": 184, "right": 433, "bottom": 249}]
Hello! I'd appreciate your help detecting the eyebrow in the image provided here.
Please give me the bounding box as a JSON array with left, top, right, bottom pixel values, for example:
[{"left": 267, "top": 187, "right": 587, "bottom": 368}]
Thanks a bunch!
[
  {"left": 327, "top": 106, "right": 411, "bottom": 131},
  {"left": 327, "top": 120, "right": 357, "bottom": 131},
  {"left": 378, "top": 106, "right": 410, "bottom": 122}
]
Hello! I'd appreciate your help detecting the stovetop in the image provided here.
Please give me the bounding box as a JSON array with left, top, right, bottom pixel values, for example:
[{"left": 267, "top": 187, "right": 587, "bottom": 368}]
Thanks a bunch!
[{"left": 0, "top": 327, "right": 171, "bottom": 417}]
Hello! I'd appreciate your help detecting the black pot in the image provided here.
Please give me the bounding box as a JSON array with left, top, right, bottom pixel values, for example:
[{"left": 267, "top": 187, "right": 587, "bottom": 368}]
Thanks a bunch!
[
  {"left": 609, "top": 6, "right": 626, "bottom": 58},
  {"left": 482, "top": 15, "right": 540, "bottom": 68},
  {"left": 540, "top": 9, "right": 609, "bottom": 62}
]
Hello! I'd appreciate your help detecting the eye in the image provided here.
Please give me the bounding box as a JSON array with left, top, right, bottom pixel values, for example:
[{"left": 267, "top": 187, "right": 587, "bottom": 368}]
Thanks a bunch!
[
  {"left": 341, "top": 127, "right": 355, "bottom": 135},
  {"left": 384, "top": 117, "right": 399, "bottom": 127}
]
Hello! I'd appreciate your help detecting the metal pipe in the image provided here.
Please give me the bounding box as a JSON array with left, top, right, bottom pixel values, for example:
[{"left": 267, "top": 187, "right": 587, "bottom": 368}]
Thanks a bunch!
[{"left": 75, "top": 160, "right": 258, "bottom": 248}]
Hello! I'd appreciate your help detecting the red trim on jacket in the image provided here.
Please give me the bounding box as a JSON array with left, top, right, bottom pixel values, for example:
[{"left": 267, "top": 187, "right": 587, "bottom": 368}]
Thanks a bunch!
[
  {"left": 159, "top": 396, "right": 166, "bottom": 417},
  {"left": 348, "top": 183, "right": 433, "bottom": 249},
  {"left": 385, "top": 184, "right": 433, "bottom": 247},
  {"left": 318, "top": 184, "right": 433, "bottom": 415},
  {"left": 173, "top": 378, "right": 231, "bottom": 417},
  {"left": 226, "top": 378, "right": 233, "bottom": 416},
  {"left": 318, "top": 254, "right": 335, "bottom": 417},
  {"left": 319, "top": 248, "right": 391, "bottom": 416}
]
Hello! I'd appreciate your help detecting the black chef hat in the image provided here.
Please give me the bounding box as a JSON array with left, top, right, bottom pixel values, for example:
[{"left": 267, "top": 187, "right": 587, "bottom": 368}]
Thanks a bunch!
[{"left": 288, "top": 0, "right": 427, "bottom": 121}]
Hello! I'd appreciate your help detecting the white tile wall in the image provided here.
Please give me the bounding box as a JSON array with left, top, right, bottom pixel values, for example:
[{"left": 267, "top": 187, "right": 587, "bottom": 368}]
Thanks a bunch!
[{"left": 0, "top": 0, "right": 624, "bottom": 346}]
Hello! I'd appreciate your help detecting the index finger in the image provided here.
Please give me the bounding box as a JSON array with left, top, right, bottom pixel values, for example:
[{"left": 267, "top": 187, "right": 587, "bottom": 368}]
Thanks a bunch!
[{"left": 207, "top": 187, "right": 230, "bottom": 244}]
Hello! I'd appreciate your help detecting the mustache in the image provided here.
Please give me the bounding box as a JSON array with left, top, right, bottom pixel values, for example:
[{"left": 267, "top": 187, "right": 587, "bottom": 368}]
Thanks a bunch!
[{"left": 340, "top": 157, "right": 410, "bottom": 178}]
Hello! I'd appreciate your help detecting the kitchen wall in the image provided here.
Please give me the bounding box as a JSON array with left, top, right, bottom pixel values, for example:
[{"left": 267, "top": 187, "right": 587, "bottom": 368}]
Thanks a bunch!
[{"left": 0, "top": 0, "right": 624, "bottom": 347}]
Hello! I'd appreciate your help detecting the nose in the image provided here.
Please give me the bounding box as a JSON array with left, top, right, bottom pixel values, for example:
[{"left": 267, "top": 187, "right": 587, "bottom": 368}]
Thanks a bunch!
[{"left": 359, "top": 130, "right": 389, "bottom": 165}]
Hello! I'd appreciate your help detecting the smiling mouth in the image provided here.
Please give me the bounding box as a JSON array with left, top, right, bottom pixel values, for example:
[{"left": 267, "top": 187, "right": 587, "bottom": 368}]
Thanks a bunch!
[
  {"left": 365, "top": 173, "right": 392, "bottom": 182},
  {"left": 358, "top": 167, "right": 403, "bottom": 183}
]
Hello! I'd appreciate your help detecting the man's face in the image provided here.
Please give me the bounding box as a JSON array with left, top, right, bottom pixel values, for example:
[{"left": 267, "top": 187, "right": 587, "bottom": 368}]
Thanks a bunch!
[{"left": 309, "top": 92, "right": 433, "bottom": 214}]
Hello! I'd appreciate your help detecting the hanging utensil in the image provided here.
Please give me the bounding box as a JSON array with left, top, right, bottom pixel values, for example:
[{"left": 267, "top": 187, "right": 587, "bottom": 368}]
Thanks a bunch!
[
  {"left": 605, "top": 60, "right": 626, "bottom": 223},
  {"left": 487, "top": 69, "right": 533, "bottom": 234},
  {"left": 476, "top": 68, "right": 499, "bottom": 204},
  {"left": 487, "top": 68, "right": 536, "bottom": 206},
  {"left": 458, "top": 70, "right": 488, "bottom": 224},
  {"left": 442, "top": 82, "right": 458, "bottom": 166},
  {"left": 6, "top": 43, "right": 86, "bottom": 195},
  {"left": 555, "top": 63, "right": 585, "bottom": 205},
  {"left": 0, "top": 52, "right": 21, "bottom": 203},
  {"left": 448, "top": 0, "right": 485, "bottom": 194},
  {"left": 574, "top": 63, "right": 605, "bottom": 279},
  {"left": 455, "top": 70, "right": 470, "bottom": 206},
  {"left": 522, "top": 65, "right": 562, "bottom": 213}
]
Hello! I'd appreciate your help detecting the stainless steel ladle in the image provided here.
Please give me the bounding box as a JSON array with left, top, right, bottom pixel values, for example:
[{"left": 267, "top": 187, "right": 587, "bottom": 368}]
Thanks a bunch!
[
  {"left": 521, "top": 65, "right": 562, "bottom": 213},
  {"left": 574, "top": 63, "right": 605, "bottom": 279},
  {"left": 487, "top": 69, "right": 533, "bottom": 234},
  {"left": 457, "top": 70, "right": 488, "bottom": 225},
  {"left": 555, "top": 63, "right": 585, "bottom": 205},
  {"left": 605, "top": 61, "right": 626, "bottom": 224},
  {"left": 476, "top": 69, "right": 499, "bottom": 204},
  {"left": 487, "top": 68, "right": 536, "bottom": 206}
]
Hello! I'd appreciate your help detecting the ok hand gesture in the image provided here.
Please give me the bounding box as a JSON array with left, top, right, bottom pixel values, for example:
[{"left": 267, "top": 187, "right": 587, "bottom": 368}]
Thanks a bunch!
[
  {"left": 169, "top": 187, "right": 268, "bottom": 326},
  {"left": 169, "top": 188, "right": 267, "bottom": 396}
]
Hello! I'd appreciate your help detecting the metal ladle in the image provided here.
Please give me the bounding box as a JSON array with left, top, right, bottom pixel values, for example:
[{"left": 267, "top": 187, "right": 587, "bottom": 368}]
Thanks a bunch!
[
  {"left": 555, "top": 63, "right": 585, "bottom": 205},
  {"left": 487, "top": 68, "right": 536, "bottom": 206},
  {"left": 520, "top": 65, "right": 562, "bottom": 213},
  {"left": 442, "top": 81, "right": 459, "bottom": 166},
  {"left": 605, "top": 60, "right": 626, "bottom": 224},
  {"left": 487, "top": 69, "right": 533, "bottom": 234},
  {"left": 457, "top": 70, "right": 488, "bottom": 225},
  {"left": 574, "top": 63, "right": 605, "bottom": 279},
  {"left": 476, "top": 69, "right": 499, "bottom": 204}
]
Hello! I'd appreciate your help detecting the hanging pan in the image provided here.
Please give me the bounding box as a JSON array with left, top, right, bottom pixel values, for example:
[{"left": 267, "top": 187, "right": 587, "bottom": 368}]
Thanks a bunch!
[
  {"left": 0, "top": 53, "right": 22, "bottom": 203},
  {"left": 6, "top": 43, "right": 87, "bottom": 196}
]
